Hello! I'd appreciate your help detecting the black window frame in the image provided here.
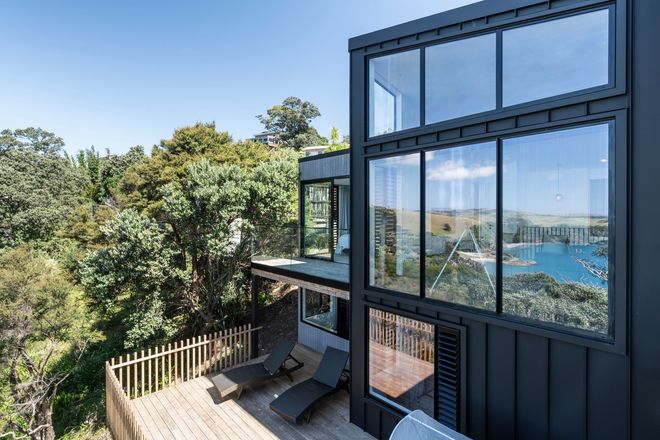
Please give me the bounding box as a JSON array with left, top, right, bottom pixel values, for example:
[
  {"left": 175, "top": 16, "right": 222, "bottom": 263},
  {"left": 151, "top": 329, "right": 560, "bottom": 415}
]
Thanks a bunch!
[
  {"left": 365, "top": 2, "right": 620, "bottom": 143},
  {"left": 299, "top": 288, "right": 350, "bottom": 340},
  {"left": 299, "top": 175, "right": 351, "bottom": 263},
  {"left": 364, "top": 305, "right": 468, "bottom": 430},
  {"left": 364, "top": 111, "right": 627, "bottom": 353}
]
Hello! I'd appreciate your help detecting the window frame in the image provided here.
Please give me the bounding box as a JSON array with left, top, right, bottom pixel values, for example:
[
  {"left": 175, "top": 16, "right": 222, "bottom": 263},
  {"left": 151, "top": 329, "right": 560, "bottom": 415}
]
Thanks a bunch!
[
  {"left": 365, "top": 306, "right": 438, "bottom": 417},
  {"left": 364, "top": 111, "right": 627, "bottom": 353},
  {"left": 300, "top": 175, "right": 351, "bottom": 264},
  {"left": 299, "top": 288, "right": 350, "bottom": 339},
  {"left": 367, "top": 152, "right": 422, "bottom": 295},
  {"left": 365, "top": 3, "right": 619, "bottom": 143},
  {"left": 364, "top": 305, "right": 468, "bottom": 429},
  {"left": 368, "top": 48, "right": 422, "bottom": 138}
]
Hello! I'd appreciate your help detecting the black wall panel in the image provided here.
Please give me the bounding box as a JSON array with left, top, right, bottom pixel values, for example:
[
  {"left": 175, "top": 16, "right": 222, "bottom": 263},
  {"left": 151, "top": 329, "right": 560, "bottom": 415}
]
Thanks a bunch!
[
  {"left": 516, "top": 333, "right": 548, "bottom": 439},
  {"left": 347, "top": 0, "right": 643, "bottom": 439}
]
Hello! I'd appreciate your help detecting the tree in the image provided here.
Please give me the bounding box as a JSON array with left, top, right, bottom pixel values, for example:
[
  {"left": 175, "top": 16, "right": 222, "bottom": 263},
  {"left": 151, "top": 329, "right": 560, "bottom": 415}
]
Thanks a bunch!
[
  {"left": 0, "top": 128, "right": 88, "bottom": 249},
  {"left": 117, "top": 123, "right": 270, "bottom": 216},
  {"left": 324, "top": 127, "right": 350, "bottom": 153},
  {"left": 257, "top": 97, "right": 327, "bottom": 149},
  {"left": 160, "top": 156, "right": 298, "bottom": 331},
  {"left": 82, "top": 155, "right": 298, "bottom": 343},
  {"left": 0, "top": 246, "right": 88, "bottom": 440},
  {"left": 79, "top": 210, "right": 178, "bottom": 349},
  {"left": 0, "top": 128, "right": 65, "bottom": 155}
]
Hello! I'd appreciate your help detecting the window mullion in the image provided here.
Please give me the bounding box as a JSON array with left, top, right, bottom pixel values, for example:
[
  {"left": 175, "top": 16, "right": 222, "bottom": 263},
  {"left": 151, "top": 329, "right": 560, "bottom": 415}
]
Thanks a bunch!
[{"left": 496, "top": 138, "right": 503, "bottom": 315}]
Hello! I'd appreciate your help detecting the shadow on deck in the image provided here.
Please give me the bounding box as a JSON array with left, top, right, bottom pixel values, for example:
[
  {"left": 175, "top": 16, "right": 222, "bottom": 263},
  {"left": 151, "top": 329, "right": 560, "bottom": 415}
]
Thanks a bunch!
[{"left": 130, "top": 344, "right": 373, "bottom": 440}]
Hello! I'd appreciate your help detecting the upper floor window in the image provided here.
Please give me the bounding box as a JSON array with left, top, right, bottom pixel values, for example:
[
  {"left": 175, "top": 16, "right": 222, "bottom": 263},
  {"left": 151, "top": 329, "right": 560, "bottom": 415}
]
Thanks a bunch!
[
  {"left": 503, "top": 9, "right": 610, "bottom": 107},
  {"left": 369, "top": 50, "right": 420, "bottom": 137},
  {"left": 369, "top": 153, "right": 420, "bottom": 294},
  {"left": 367, "top": 8, "right": 612, "bottom": 138},
  {"left": 425, "top": 33, "right": 496, "bottom": 124}
]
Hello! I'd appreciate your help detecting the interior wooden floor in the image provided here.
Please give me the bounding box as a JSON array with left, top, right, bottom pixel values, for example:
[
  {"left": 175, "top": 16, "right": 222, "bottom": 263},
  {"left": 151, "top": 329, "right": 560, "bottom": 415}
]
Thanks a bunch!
[{"left": 131, "top": 344, "right": 373, "bottom": 440}]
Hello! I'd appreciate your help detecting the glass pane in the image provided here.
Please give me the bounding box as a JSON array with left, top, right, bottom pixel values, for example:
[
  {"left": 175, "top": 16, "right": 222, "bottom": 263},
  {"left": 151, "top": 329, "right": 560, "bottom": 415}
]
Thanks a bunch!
[
  {"left": 369, "top": 154, "right": 421, "bottom": 295},
  {"left": 503, "top": 9, "right": 610, "bottom": 107},
  {"left": 368, "top": 309, "right": 435, "bottom": 416},
  {"left": 502, "top": 124, "right": 610, "bottom": 333},
  {"left": 425, "top": 142, "right": 497, "bottom": 310},
  {"left": 303, "top": 181, "right": 332, "bottom": 258},
  {"left": 369, "top": 50, "right": 420, "bottom": 137},
  {"left": 425, "top": 34, "right": 496, "bottom": 124},
  {"left": 302, "top": 289, "right": 338, "bottom": 334}
]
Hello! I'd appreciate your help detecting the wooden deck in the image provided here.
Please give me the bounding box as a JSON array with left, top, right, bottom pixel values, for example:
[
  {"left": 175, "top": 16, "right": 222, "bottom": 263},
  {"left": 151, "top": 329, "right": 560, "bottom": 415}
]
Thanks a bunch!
[{"left": 130, "top": 344, "right": 373, "bottom": 440}]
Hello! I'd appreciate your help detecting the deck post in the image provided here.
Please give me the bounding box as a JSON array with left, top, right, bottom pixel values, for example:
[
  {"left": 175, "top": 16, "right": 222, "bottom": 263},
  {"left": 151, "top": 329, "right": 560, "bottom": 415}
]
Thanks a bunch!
[{"left": 251, "top": 274, "right": 260, "bottom": 359}]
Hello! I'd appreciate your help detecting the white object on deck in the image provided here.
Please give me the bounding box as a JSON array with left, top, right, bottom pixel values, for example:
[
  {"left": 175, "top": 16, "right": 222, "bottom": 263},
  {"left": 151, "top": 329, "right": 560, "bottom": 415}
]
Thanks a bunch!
[{"left": 389, "top": 410, "right": 472, "bottom": 440}]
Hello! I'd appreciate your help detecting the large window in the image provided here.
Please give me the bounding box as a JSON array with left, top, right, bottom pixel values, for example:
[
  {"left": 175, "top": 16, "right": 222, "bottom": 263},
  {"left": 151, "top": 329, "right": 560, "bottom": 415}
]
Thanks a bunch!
[
  {"left": 369, "top": 153, "right": 421, "bottom": 294},
  {"left": 425, "top": 34, "right": 496, "bottom": 124},
  {"left": 368, "top": 309, "right": 435, "bottom": 416},
  {"left": 369, "top": 50, "right": 420, "bottom": 137},
  {"left": 503, "top": 9, "right": 610, "bottom": 107},
  {"left": 367, "top": 8, "right": 612, "bottom": 137},
  {"left": 301, "top": 289, "right": 349, "bottom": 338},
  {"left": 502, "top": 124, "right": 610, "bottom": 333},
  {"left": 425, "top": 142, "right": 497, "bottom": 309},
  {"left": 369, "top": 123, "right": 613, "bottom": 335},
  {"left": 303, "top": 181, "right": 332, "bottom": 258}
]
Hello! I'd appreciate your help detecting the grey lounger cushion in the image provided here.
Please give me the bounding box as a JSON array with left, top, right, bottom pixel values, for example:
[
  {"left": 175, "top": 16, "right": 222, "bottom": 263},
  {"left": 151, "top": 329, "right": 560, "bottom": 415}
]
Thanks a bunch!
[
  {"left": 211, "top": 339, "right": 299, "bottom": 399},
  {"left": 269, "top": 346, "right": 349, "bottom": 424}
]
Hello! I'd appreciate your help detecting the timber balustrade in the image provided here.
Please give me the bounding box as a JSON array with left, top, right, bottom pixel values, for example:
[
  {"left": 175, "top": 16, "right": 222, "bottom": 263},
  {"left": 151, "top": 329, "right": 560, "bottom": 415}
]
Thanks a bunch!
[
  {"left": 105, "top": 324, "right": 261, "bottom": 440},
  {"left": 369, "top": 309, "right": 435, "bottom": 363}
]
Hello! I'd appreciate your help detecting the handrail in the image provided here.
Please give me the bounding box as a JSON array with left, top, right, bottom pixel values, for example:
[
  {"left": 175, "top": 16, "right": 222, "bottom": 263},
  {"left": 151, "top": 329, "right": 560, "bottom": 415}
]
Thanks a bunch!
[{"left": 105, "top": 323, "right": 260, "bottom": 439}]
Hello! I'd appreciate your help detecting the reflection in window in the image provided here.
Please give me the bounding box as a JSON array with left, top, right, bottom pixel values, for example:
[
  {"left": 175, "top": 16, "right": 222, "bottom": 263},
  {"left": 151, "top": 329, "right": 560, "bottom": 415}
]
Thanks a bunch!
[
  {"left": 369, "top": 154, "right": 421, "bottom": 294},
  {"left": 302, "top": 289, "right": 342, "bottom": 335},
  {"left": 502, "top": 124, "right": 610, "bottom": 333},
  {"left": 425, "top": 34, "right": 496, "bottom": 124},
  {"left": 369, "top": 50, "right": 420, "bottom": 137},
  {"left": 503, "top": 9, "right": 610, "bottom": 107},
  {"left": 368, "top": 309, "right": 435, "bottom": 416},
  {"left": 425, "top": 142, "right": 497, "bottom": 309},
  {"left": 303, "top": 181, "right": 332, "bottom": 258}
]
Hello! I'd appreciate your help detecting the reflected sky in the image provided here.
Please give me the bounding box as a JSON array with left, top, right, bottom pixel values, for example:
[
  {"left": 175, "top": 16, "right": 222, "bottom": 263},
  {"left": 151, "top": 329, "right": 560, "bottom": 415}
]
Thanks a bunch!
[
  {"left": 426, "top": 34, "right": 496, "bottom": 123},
  {"left": 503, "top": 124, "right": 610, "bottom": 217},
  {"left": 503, "top": 9, "right": 609, "bottom": 106}
]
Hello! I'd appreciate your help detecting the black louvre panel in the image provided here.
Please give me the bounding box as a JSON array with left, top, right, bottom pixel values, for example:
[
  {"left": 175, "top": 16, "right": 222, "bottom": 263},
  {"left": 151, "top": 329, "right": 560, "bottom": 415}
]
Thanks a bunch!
[{"left": 436, "top": 327, "right": 460, "bottom": 431}]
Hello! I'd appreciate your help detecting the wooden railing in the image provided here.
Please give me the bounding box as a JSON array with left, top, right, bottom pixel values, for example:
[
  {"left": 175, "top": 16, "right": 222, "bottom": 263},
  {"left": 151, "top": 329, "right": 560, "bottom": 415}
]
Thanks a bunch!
[
  {"left": 105, "top": 324, "right": 260, "bottom": 439},
  {"left": 369, "top": 309, "right": 435, "bottom": 362}
]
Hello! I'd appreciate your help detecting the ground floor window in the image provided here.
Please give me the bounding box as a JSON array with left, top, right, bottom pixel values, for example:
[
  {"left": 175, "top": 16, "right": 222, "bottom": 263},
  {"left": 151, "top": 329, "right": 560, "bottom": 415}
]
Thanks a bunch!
[
  {"left": 301, "top": 289, "right": 349, "bottom": 339},
  {"left": 368, "top": 309, "right": 435, "bottom": 416}
]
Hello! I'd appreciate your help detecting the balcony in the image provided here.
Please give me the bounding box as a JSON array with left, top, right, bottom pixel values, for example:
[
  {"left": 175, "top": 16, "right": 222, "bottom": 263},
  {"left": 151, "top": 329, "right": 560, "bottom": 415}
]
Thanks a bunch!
[{"left": 251, "top": 226, "right": 349, "bottom": 293}]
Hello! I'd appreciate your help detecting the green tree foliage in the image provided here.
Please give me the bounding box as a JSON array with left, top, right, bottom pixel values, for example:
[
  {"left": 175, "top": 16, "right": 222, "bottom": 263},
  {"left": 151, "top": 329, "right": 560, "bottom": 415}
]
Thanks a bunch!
[
  {"left": 81, "top": 155, "right": 297, "bottom": 347},
  {"left": 325, "top": 126, "right": 350, "bottom": 153},
  {"left": 0, "top": 246, "right": 90, "bottom": 440},
  {"left": 118, "top": 123, "right": 270, "bottom": 215},
  {"left": 0, "top": 128, "right": 88, "bottom": 248},
  {"left": 257, "top": 97, "right": 328, "bottom": 149},
  {"left": 79, "top": 210, "right": 178, "bottom": 349}
]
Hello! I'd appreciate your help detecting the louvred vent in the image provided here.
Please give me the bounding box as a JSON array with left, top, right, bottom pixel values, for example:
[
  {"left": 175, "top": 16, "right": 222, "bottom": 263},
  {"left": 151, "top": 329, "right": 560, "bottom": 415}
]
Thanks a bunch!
[{"left": 437, "top": 327, "right": 460, "bottom": 431}]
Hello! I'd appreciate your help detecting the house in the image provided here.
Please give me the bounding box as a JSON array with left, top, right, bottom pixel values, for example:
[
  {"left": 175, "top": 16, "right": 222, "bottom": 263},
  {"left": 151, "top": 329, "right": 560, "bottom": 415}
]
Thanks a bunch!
[
  {"left": 253, "top": 131, "right": 280, "bottom": 147},
  {"left": 106, "top": 0, "right": 660, "bottom": 438},
  {"left": 346, "top": 0, "right": 659, "bottom": 439}
]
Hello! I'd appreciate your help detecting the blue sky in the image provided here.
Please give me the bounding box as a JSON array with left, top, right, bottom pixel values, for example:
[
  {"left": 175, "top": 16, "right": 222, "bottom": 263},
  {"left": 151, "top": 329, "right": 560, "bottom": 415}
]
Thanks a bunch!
[{"left": 0, "top": 0, "right": 478, "bottom": 155}]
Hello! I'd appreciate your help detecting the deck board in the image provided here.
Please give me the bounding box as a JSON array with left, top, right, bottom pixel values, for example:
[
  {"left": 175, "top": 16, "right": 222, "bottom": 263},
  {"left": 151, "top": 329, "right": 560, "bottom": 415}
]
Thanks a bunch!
[{"left": 131, "top": 344, "right": 373, "bottom": 440}]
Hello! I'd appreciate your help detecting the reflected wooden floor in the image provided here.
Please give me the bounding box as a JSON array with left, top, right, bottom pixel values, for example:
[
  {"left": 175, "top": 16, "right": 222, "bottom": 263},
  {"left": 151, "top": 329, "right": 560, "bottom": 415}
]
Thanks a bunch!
[{"left": 131, "top": 344, "right": 373, "bottom": 440}]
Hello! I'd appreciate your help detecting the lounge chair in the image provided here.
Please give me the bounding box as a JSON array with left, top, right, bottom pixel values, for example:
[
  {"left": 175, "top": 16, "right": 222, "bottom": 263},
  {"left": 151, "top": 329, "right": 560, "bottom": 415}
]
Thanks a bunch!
[
  {"left": 269, "top": 346, "right": 349, "bottom": 424},
  {"left": 211, "top": 339, "right": 303, "bottom": 400}
]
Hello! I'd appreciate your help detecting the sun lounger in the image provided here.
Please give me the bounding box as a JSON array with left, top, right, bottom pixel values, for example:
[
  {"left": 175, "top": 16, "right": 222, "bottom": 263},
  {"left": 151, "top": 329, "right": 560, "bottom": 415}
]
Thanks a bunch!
[
  {"left": 269, "top": 346, "right": 349, "bottom": 424},
  {"left": 211, "top": 339, "right": 303, "bottom": 399}
]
